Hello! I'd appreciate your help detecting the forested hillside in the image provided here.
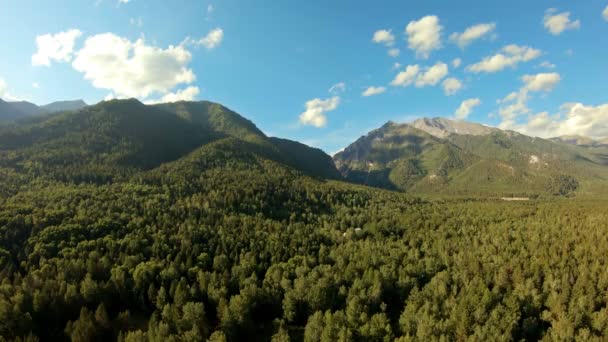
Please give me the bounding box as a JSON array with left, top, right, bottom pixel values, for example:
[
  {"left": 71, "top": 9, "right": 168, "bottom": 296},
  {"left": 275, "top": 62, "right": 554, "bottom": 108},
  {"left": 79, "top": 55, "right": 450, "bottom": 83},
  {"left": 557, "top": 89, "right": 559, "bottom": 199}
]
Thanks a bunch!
[
  {"left": 1, "top": 100, "right": 608, "bottom": 341},
  {"left": 334, "top": 118, "right": 608, "bottom": 197}
]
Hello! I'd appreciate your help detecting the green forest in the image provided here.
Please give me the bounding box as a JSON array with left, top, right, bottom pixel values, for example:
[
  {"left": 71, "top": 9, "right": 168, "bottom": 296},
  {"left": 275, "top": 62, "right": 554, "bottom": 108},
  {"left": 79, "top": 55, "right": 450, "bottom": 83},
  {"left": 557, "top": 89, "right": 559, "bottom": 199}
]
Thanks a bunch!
[{"left": 1, "top": 100, "right": 608, "bottom": 341}]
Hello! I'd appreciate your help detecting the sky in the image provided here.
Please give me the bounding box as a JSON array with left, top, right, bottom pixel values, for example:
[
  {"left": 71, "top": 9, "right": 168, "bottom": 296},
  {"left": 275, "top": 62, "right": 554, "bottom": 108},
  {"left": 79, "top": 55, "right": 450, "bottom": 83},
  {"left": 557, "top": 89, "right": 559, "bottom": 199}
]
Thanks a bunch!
[{"left": 0, "top": 0, "right": 607, "bottom": 153}]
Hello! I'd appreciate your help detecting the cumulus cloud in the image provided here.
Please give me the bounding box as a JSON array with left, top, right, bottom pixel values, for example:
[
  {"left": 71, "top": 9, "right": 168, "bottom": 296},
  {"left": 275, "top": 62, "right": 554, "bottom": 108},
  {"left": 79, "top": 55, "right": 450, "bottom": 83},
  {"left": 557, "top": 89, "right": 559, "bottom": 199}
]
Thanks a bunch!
[
  {"left": 455, "top": 98, "right": 481, "bottom": 120},
  {"left": 497, "top": 72, "right": 561, "bottom": 126},
  {"left": 299, "top": 96, "right": 340, "bottom": 127},
  {"left": 372, "top": 30, "right": 400, "bottom": 58},
  {"left": 362, "top": 86, "right": 386, "bottom": 97},
  {"left": 390, "top": 62, "right": 448, "bottom": 88},
  {"left": 466, "top": 44, "right": 541, "bottom": 73},
  {"left": 501, "top": 103, "right": 608, "bottom": 139},
  {"left": 72, "top": 33, "right": 196, "bottom": 100},
  {"left": 328, "top": 82, "right": 346, "bottom": 94},
  {"left": 372, "top": 29, "right": 395, "bottom": 46},
  {"left": 194, "top": 28, "right": 224, "bottom": 49},
  {"left": 146, "top": 86, "right": 200, "bottom": 104},
  {"left": 390, "top": 65, "right": 420, "bottom": 87},
  {"left": 543, "top": 9, "right": 580, "bottom": 35},
  {"left": 452, "top": 58, "right": 462, "bottom": 68},
  {"left": 521, "top": 72, "right": 561, "bottom": 92},
  {"left": 442, "top": 77, "right": 462, "bottom": 96},
  {"left": 405, "top": 15, "right": 442, "bottom": 59},
  {"left": 449, "top": 23, "right": 496, "bottom": 48},
  {"left": 415, "top": 62, "right": 448, "bottom": 87},
  {"left": 32, "top": 29, "right": 82, "bottom": 66},
  {"left": 604, "top": 6, "right": 608, "bottom": 21}
]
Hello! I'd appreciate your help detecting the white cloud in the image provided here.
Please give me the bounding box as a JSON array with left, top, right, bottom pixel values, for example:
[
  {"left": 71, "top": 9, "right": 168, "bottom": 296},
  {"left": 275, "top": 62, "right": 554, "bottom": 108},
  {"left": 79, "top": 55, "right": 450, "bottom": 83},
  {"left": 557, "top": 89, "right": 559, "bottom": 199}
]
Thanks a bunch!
[
  {"left": 455, "top": 98, "right": 481, "bottom": 120},
  {"left": 362, "top": 86, "right": 386, "bottom": 97},
  {"left": 452, "top": 58, "right": 462, "bottom": 68},
  {"left": 207, "top": 4, "right": 214, "bottom": 14},
  {"left": 299, "top": 96, "right": 340, "bottom": 127},
  {"left": 501, "top": 103, "right": 608, "bottom": 139},
  {"left": 390, "top": 65, "right": 420, "bottom": 87},
  {"left": 442, "top": 77, "right": 462, "bottom": 96},
  {"left": 539, "top": 61, "right": 556, "bottom": 68},
  {"left": 466, "top": 44, "right": 541, "bottom": 73},
  {"left": 130, "top": 17, "right": 143, "bottom": 27},
  {"left": 543, "top": 9, "right": 580, "bottom": 35},
  {"left": 449, "top": 23, "right": 496, "bottom": 48},
  {"left": 521, "top": 72, "right": 561, "bottom": 92},
  {"left": 373, "top": 30, "right": 399, "bottom": 57},
  {"left": 392, "top": 62, "right": 402, "bottom": 70},
  {"left": 390, "top": 62, "right": 448, "bottom": 88},
  {"left": 194, "top": 28, "right": 224, "bottom": 49},
  {"left": 372, "top": 29, "right": 395, "bottom": 46},
  {"left": 32, "top": 83, "right": 40, "bottom": 88},
  {"left": 32, "top": 29, "right": 83, "bottom": 66},
  {"left": 604, "top": 6, "right": 608, "bottom": 21},
  {"left": 72, "top": 33, "right": 195, "bottom": 100},
  {"left": 415, "top": 62, "right": 448, "bottom": 87},
  {"left": 146, "top": 86, "right": 200, "bottom": 104},
  {"left": 0, "top": 79, "right": 7, "bottom": 98},
  {"left": 405, "top": 15, "right": 442, "bottom": 59},
  {"left": 328, "top": 82, "right": 346, "bottom": 94},
  {"left": 0, "top": 78, "right": 21, "bottom": 101},
  {"left": 497, "top": 72, "right": 561, "bottom": 124}
]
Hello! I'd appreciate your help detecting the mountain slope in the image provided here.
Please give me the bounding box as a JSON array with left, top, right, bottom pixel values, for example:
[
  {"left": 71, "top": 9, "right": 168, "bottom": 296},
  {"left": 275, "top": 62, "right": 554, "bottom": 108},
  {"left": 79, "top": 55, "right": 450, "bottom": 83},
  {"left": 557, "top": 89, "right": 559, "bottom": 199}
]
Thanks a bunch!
[
  {"left": 0, "top": 99, "right": 25, "bottom": 122},
  {"left": 410, "top": 117, "right": 498, "bottom": 138},
  {"left": 5, "top": 101, "right": 45, "bottom": 116},
  {"left": 0, "top": 99, "right": 339, "bottom": 184},
  {"left": 40, "top": 99, "right": 87, "bottom": 113},
  {"left": 335, "top": 118, "right": 608, "bottom": 197},
  {"left": 550, "top": 135, "right": 605, "bottom": 147}
]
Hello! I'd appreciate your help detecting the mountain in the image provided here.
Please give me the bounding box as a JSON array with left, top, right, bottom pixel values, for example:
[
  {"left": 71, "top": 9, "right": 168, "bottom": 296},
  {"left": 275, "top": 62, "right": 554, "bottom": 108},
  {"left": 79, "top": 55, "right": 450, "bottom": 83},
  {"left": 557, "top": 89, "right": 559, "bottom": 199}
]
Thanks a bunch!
[
  {"left": 0, "top": 99, "right": 25, "bottom": 122},
  {"left": 410, "top": 117, "right": 499, "bottom": 138},
  {"left": 0, "top": 98, "right": 88, "bottom": 124},
  {"left": 0, "top": 99, "right": 339, "bottom": 184},
  {"left": 5, "top": 101, "right": 46, "bottom": 116},
  {"left": 40, "top": 99, "right": 87, "bottom": 113},
  {"left": 550, "top": 135, "right": 606, "bottom": 147},
  {"left": 334, "top": 118, "right": 608, "bottom": 197}
]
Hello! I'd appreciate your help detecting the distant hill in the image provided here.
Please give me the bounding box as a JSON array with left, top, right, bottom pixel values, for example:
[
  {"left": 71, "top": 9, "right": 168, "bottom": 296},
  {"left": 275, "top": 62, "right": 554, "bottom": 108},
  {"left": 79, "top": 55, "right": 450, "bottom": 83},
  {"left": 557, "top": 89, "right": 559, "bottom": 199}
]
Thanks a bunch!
[
  {"left": 0, "top": 99, "right": 340, "bottom": 183},
  {"left": 550, "top": 135, "right": 605, "bottom": 147},
  {"left": 5, "top": 101, "right": 46, "bottom": 116},
  {"left": 0, "top": 98, "right": 88, "bottom": 123},
  {"left": 40, "top": 99, "right": 87, "bottom": 113},
  {"left": 334, "top": 118, "right": 608, "bottom": 197},
  {"left": 0, "top": 99, "right": 25, "bottom": 122}
]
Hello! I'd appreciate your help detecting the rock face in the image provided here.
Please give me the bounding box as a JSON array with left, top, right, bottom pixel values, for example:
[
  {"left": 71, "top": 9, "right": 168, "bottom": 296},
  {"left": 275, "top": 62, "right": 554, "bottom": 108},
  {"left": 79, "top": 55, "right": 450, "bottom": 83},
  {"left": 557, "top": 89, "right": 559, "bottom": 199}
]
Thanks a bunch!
[{"left": 410, "top": 117, "right": 498, "bottom": 138}]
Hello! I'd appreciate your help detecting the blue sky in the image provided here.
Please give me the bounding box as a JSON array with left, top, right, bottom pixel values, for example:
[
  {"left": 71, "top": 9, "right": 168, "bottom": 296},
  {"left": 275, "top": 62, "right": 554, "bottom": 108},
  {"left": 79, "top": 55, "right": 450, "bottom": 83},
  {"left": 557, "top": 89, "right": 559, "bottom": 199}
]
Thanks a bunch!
[{"left": 1, "top": 0, "right": 607, "bottom": 153}]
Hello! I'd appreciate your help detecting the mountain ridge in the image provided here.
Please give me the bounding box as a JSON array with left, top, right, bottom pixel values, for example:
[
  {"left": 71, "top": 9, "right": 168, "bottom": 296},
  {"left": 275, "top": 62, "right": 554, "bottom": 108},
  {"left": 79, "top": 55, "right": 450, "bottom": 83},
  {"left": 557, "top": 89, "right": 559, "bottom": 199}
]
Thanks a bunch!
[
  {"left": 0, "top": 98, "right": 88, "bottom": 123},
  {"left": 334, "top": 116, "right": 608, "bottom": 197},
  {"left": 0, "top": 98, "right": 340, "bottom": 184}
]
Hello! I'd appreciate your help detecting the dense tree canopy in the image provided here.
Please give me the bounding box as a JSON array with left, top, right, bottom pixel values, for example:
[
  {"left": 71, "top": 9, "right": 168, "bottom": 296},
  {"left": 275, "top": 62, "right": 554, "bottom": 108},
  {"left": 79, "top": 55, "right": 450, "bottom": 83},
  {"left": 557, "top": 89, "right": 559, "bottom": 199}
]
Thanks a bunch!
[{"left": 2, "top": 100, "right": 608, "bottom": 341}]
